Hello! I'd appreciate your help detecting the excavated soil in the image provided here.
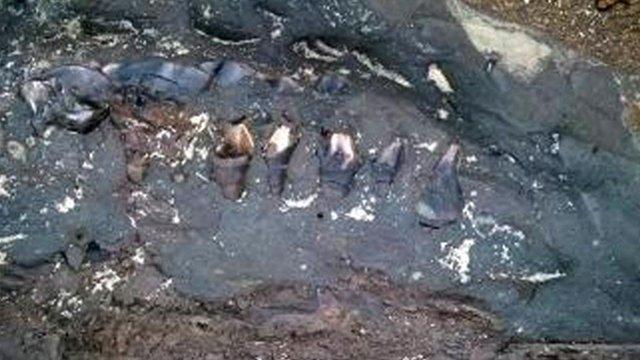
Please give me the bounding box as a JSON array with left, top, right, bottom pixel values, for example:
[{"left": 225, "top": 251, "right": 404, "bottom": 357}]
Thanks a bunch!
[{"left": 463, "top": 0, "right": 640, "bottom": 72}]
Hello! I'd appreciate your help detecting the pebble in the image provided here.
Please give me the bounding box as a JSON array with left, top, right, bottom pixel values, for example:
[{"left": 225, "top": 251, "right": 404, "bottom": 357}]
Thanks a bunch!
[
  {"left": 6, "top": 140, "right": 26, "bottom": 162},
  {"left": 64, "top": 245, "right": 85, "bottom": 271}
]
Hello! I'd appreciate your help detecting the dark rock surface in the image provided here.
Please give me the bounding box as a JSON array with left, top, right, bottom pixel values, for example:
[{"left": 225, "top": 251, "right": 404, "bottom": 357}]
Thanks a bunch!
[{"left": 1, "top": 0, "right": 640, "bottom": 357}]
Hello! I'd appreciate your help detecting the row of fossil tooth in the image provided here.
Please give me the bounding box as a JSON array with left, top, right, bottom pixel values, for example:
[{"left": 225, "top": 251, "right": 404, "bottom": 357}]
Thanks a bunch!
[
  {"left": 18, "top": 59, "right": 465, "bottom": 229},
  {"left": 211, "top": 119, "right": 364, "bottom": 200},
  {"left": 211, "top": 120, "right": 464, "bottom": 229}
]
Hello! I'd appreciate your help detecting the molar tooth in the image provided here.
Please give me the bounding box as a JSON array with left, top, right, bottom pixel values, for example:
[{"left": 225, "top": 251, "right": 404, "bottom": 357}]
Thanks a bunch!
[
  {"left": 21, "top": 65, "right": 114, "bottom": 134},
  {"left": 56, "top": 105, "right": 109, "bottom": 134},
  {"left": 328, "top": 133, "right": 356, "bottom": 170},
  {"left": 373, "top": 137, "right": 405, "bottom": 187},
  {"left": 320, "top": 130, "right": 360, "bottom": 198},
  {"left": 214, "top": 60, "right": 254, "bottom": 87},
  {"left": 263, "top": 123, "right": 299, "bottom": 195},
  {"left": 20, "top": 80, "right": 51, "bottom": 114},
  {"left": 266, "top": 125, "right": 294, "bottom": 157},
  {"left": 416, "top": 142, "right": 464, "bottom": 228},
  {"left": 212, "top": 122, "right": 254, "bottom": 200},
  {"left": 213, "top": 121, "right": 254, "bottom": 159}
]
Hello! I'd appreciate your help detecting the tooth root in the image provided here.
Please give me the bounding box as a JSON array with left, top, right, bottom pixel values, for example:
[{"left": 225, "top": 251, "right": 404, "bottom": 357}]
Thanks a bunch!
[
  {"left": 416, "top": 143, "right": 464, "bottom": 228},
  {"left": 212, "top": 122, "right": 254, "bottom": 200},
  {"left": 228, "top": 123, "right": 254, "bottom": 155},
  {"left": 264, "top": 124, "right": 298, "bottom": 195},
  {"left": 320, "top": 131, "right": 360, "bottom": 198},
  {"left": 212, "top": 156, "right": 251, "bottom": 200},
  {"left": 373, "top": 138, "right": 404, "bottom": 186}
]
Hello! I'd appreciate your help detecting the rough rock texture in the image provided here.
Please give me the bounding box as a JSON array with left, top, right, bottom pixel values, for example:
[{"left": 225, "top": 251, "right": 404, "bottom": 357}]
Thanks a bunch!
[{"left": 1, "top": 0, "right": 640, "bottom": 358}]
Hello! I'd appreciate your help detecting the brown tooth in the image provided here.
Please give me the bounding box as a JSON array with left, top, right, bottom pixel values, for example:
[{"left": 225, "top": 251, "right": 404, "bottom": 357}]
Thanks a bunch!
[
  {"left": 212, "top": 155, "right": 252, "bottom": 200},
  {"left": 212, "top": 122, "right": 254, "bottom": 200},
  {"left": 263, "top": 124, "right": 298, "bottom": 195},
  {"left": 218, "top": 122, "right": 254, "bottom": 158}
]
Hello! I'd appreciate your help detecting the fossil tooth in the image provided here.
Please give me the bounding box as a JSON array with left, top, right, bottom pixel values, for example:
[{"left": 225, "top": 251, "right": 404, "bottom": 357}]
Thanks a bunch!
[
  {"left": 104, "top": 57, "right": 210, "bottom": 102},
  {"left": 20, "top": 80, "right": 52, "bottom": 114},
  {"left": 20, "top": 80, "right": 54, "bottom": 134},
  {"left": 20, "top": 66, "right": 114, "bottom": 134},
  {"left": 329, "top": 133, "right": 357, "bottom": 169},
  {"left": 416, "top": 143, "right": 464, "bottom": 228},
  {"left": 373, "top": 137, "right": 404, "bottom": 187},
  {"left": 319, "top": 130, "right": 361, "bottom": 197},
  {"left": 53, "top": 101, "right": 110, "bottom": 134},
  {"left": 45, "top": 65, "right": 115, "bottom": 105},
  {"left": 263, "top": 123, "right": 298, "bottom": 195},
  {"left": 212, "top": 122, "right": 255, "bottom": 200},
  {"left": 214, "top": 60, "right": 254, "bottom": 87},
  {"left": 316, "top": 73, "right": 349, "bottom": 94}
]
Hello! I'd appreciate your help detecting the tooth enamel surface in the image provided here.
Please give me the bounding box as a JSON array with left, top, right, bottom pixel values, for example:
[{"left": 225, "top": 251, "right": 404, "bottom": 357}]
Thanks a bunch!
[
  {"left": 329, "top": 133, "right": 356, "bottom": 168},
  {"left": 427, "top": 63, "right": 454, "bottom": 94},
  {"left": 379, "top": 139, "right": 402, "bottom": 166},
  {"left": 267, "top": 125, "right": 292, "bottom": 156},
  {"left": 223, "top": 123, "right": 254, "bottom": 156}
]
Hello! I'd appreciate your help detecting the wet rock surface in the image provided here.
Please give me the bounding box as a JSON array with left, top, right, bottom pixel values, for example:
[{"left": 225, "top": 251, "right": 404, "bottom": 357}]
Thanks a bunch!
[{"left": 1, "top": 0, "right": 640, "bottom": 358}]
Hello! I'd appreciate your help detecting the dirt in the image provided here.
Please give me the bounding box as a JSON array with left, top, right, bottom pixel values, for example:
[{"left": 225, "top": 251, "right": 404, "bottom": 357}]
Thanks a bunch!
[
  {"left": 462, "top": 0, "right": 640, "bottom": 72},
  {"left": 0, "top": 255, "right": 504, "bottom": 359}
]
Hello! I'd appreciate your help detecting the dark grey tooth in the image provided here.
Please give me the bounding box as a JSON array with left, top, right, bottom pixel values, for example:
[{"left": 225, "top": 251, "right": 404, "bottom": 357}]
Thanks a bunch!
[
  {"left": 319, "top": 131, "right": 361, "bottom": 198},
  {"left": 373, "top": 138, "right": 404, "bottom": 186},
  {"left": 20, "top": 81, "right": 55, "bottom": 134},
  {"left": 214, "top": 60, "right": 254, "bottom": 87},
  {"left": 212, "top": 122, "right": 255, "bottom": 200},
  {"left": 416, "top": 143, "right": 464, "bottom": 228},
  {"left": 263, "top": 123, "right": 299, "bottom": 195},
  {"left": 46, "top": 65, "right": 115, "bottom": 105},
  {"left": 198, "top": 59, "right": 224, "bottom": 75},
  {"left": 268, "top": 76, "right": 303, "bottom": 95},
  {"left": 103, "top": 57, "right": 211, "bottom": 102},
  {"left": 316, "top": 73, "right": 349, "bottom": 94},
  {"left": 21, "top": 65, "right": 114, "bottom": 134},
  {"left": 53, "top": 102, "right": 110, "bottom": 134}
]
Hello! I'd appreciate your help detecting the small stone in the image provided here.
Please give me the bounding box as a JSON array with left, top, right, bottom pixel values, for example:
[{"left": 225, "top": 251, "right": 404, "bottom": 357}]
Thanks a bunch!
[
  {"left": 6, "top": 140, "right": 26, "bottom": 162},
  {"left": 64, "top": 245, "right": 84, "bottom": 271},
  {"left": 173, "top": 172, "right": 185, "bottom": 183}
]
